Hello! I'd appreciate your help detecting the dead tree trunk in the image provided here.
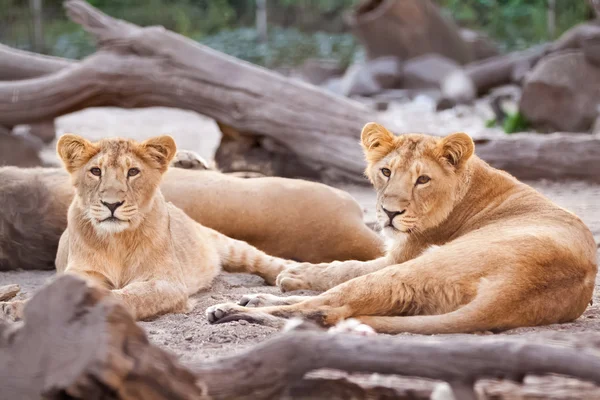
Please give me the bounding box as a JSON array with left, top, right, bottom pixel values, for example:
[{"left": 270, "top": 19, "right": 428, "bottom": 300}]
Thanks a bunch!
[
  {"left": 0, "top": 43, "right": 74, "bottom": 81},
  {"left": 1, "top": 1, "right": 600, "bottom": 182},
  {"left": 346, "top": 0, "right": 473, "bottom": 64},
  {"left": 4, "top": 275, "right": 600, "bottom": 400}
]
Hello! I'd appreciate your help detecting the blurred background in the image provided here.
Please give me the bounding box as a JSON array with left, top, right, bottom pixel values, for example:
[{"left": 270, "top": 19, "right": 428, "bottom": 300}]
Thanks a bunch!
[{"left": 1, "top": 1, "right": 592, "bottom": 66}]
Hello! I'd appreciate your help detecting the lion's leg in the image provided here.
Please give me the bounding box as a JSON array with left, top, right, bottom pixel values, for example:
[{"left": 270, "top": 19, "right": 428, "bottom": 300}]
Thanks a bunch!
[
  {"left": 207, "top": 260, "right": 476, "bottom": 327},
  {"left": 111, "top": 280, "right": 188, "bottom": 320},
  {"left": 207, "top": 228, "right": 294, "bottom": 285},
  {"left": 238, "top": 293, "right": 315, "bottom": 308},
  {"left": 276, "top": 256, "right": 392, "bottom": 292}
]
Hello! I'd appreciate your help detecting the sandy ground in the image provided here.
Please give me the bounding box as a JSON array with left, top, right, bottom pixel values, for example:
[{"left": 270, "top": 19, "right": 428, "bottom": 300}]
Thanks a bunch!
[{"left": 3, "top": 106, "right": 600, "bottom": 396}]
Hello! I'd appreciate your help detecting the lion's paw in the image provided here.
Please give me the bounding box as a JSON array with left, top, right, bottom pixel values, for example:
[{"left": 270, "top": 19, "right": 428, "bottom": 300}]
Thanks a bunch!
[
  {"left": 171, "top": 150, "right": 211, "bottom": 170},
  {"left": 238, "top": 293, "right": 297, "bottom": 307},
  {"left": 276, "top": 264, "right": 316, "bottom": 292},
  {"left": 206, "top": 303, "right": 245, "bottom": 324},
  {"left": 328, "top": 318, "right": 376, "bottom": 336}
]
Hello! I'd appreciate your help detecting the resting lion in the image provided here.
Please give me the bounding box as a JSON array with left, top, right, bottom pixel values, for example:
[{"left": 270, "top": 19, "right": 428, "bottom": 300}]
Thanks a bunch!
[
  {"left": 206, "top": 122, "right": 598, "bottom": 334},
  {"left": 0, "top": 155, "right": 382, "bottom": 272},
  {"left": 52, "top": 134, "right": 299, "bottom": 320}
]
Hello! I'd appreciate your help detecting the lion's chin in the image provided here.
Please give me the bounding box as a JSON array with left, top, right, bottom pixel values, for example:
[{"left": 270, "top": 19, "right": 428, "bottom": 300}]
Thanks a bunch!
[{"left": 94, "top": 218, "right": 130, "bottom": 235}]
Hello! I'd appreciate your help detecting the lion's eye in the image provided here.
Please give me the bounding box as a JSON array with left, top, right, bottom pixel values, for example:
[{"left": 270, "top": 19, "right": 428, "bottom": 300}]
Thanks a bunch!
[
  {"left": 416, "top": 175, "right": 431, "bottom": 185},
  {"left": 381, "top": 168, "right": 391, "bottom": 178},
  {"left": 90, "top": 167, "right": 101, "bottom": 177},
  {"left": 128, "top": 168, "right": 140, "bottom": 177}
]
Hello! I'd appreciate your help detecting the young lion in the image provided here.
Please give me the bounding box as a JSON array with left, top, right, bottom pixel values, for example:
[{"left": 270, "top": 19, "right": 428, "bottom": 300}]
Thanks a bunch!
[
  {"left": 53, "top": 134, "right": 293, "bottom": 320},
  {"left": 206, "top": 122, "right": 598, "bottom": 334}
]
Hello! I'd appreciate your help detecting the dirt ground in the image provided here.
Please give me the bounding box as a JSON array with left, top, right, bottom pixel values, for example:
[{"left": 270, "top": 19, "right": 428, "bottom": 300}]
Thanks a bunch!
[{"left": 3, "top": 106, "right": 600, "bottom": 397}]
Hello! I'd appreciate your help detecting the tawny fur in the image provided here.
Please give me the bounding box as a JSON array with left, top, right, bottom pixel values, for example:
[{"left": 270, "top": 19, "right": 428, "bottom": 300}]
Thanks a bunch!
[
  {"left": 206, "top": 122, "right": 598, "bottom": 334},
  {"left": 53, "top": 134, "right": 296, "bottom": 320}
]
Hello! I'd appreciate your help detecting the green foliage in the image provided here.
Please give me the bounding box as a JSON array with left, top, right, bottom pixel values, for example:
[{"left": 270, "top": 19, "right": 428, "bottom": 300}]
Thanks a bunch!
[
  {"left": 0, "top": 0, "right": 592, "bottom": 65},
  {"left": 438, "top": 0, "right": 591, "bottom": 50},
  {"left": 485, "top": 112, "right": 530, "bottom": 134},
  {"left": 198, "top": 27, "right": 357, "bottom": 68},
  {"left": 502, "top": 111, "right": 529, "bottom": 134}
]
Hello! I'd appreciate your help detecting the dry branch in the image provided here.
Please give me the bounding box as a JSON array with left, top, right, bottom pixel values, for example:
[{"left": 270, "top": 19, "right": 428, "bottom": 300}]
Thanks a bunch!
[
  {"left": 0, "top": 284, "right": 19, "bottom": 301},
  {"left": 3, "top": 275, "right": 600, "bottom": 399},
  {"left": 0, "top": 43, "right": 75, "bottom": 81}
]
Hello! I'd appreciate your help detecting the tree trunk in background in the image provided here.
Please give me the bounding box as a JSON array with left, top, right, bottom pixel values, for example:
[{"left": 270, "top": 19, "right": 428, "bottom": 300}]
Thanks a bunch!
[
  {"left": 29, "top": 0, "right": 45, "bottom": 53},
  {"left": 346, "top": 0, "right": 473, "bottom": 64}
]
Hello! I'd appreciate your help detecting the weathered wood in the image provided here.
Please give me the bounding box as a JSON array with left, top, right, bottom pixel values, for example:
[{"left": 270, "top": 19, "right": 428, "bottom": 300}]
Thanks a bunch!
[
  {"left": 0, "top": 284, "right": 19, "bottom": 301},
  {"left": 5, "top": 276, "right": 600, "bottom": 399},
  {"left": 465, "top": 44, "right": 550, "bottom": 94},
  {"left": 346, "top": 0, "right": 472, "bottom": 64},
  {"left": 1, "top": 1, "right": 600, "bottom": 183},
  {"left": 0, "top": 275, "right": 206, "bottom": 400},
  {"left": 192, "top": 321, "right": 600, "bottom": 399},
  {"left": 0, "top": 43, "right": 74, "bottom": 81},
  {"left": 0, "top": 0, "right": 373, "bottom": 182}
]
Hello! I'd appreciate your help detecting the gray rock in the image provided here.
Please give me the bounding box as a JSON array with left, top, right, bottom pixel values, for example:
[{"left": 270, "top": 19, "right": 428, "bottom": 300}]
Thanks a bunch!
[{"left": 520, "top": 50, "right": 600, "bottom": 132}]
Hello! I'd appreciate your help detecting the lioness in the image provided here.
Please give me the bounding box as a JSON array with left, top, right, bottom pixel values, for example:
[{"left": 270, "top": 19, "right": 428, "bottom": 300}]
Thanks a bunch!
[
  {"left": 206, "top": 122, "right": 598, "bottom": 334},
  {"left": 53, "top": 134, "right": 295, "bottom": 320}
]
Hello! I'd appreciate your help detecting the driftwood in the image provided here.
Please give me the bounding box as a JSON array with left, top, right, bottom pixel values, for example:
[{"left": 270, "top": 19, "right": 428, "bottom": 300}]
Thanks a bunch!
[
  {"left": 345, "top": 0, "right": 472, "bottom": 65},
  {"left": 0, "top": 0, "right": 373, "bottom": 183},
  {"left": 4, "top": 275, "right": 600, "bottom": 400},
  {"left": 0, "top": 284, "right": 19, "bottom": 301},
  {"left": 2, "top": 1, "right": 600, "bottom": 182},
  {"left": 0, "top": 43, "right": 74, "bottom": 81}
]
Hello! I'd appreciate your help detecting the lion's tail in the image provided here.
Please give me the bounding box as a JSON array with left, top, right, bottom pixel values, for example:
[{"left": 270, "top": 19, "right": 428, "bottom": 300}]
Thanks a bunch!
[{"left": 210, "top": 229, "right": 292, "bottom": 285}]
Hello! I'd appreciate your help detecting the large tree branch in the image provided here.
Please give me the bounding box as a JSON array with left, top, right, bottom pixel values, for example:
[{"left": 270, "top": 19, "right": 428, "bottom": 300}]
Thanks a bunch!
[{"left": 0, "top": 43, "right": 74, "bottom": 81}]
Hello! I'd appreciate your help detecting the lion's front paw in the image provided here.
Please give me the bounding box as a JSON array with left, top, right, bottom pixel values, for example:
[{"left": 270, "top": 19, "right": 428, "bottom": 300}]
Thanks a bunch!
[
  {"left": 171, "top": 150, "right": 211, "bottom": 170},
  {"left": 328, "top": 318, "right": 376, "bottom": 336},
  {"left": 0, "top": 300, "right": 25, "bottom": 322},
  {"left": 206, "top": 303, "right": 246, "bottom": 324},
  {"left": 276, "top": 263, "right": 319, "bottom": 292},
  {"left": 238, "top": 293, "right": 289, "bottom": 307}
]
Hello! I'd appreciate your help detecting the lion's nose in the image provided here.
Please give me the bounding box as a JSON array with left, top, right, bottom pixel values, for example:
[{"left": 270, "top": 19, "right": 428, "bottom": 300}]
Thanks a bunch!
[
  {"left": 382, "top": 207, "right": 405, "bottom": 222},
  {"left": 101, "top": 201, "right": 124, "bottom": 215}
]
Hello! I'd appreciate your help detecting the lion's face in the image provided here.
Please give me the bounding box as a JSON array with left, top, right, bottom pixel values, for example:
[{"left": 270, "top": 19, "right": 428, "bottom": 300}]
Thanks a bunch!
[
  {"left": 57, "top": 135, "right": 176, "bottom": 235},
  {"left": 361, "top": 123, "right": 474, "bottom": 240}
]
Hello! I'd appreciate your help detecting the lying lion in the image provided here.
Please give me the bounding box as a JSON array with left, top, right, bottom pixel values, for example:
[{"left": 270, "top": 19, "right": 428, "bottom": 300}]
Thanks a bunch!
[
  {"left": 0, "top": 153, "right": 382, "bottom": 272},
  {"left": 44, "top": 134, "right": 308, "bottom": 320},
  {"left": 206, "top": 122, "right": 598, "bottom": 334}
]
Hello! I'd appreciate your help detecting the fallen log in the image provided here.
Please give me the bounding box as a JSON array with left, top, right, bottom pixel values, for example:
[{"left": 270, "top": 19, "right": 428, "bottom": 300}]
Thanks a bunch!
[
  {"left": 0, "top": 43, "right": 75, "bottom": 81},
  {"left": 1, "top": 1, "right": 600, "bottom": 183},
  {"left": 0, "top": 0, "right": 373, "bottom": 183},
  {"left": 4, "top": 275, "right": 600, "bottom": 400}
]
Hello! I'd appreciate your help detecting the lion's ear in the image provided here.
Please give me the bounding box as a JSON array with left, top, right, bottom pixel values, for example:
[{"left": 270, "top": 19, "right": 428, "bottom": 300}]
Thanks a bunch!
[
  {"left": 437, "top": 132, "right": 474, "bottom": 169},
  {"left": 56, "top": 134, "right": 98, "bottom": 173},
  {"left": 360, "top": 122, "right": 396, "bottom": 162},
  {"left": 141, "top": 135, "right": 177, "bottom": 172}
]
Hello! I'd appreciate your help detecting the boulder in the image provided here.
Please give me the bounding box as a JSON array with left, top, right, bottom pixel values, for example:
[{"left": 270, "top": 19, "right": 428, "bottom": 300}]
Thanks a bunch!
[{"left": 520, "top": 50, "right": 600, "bottom": 132}]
